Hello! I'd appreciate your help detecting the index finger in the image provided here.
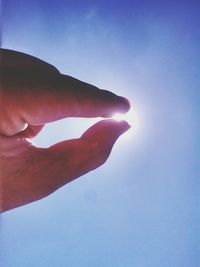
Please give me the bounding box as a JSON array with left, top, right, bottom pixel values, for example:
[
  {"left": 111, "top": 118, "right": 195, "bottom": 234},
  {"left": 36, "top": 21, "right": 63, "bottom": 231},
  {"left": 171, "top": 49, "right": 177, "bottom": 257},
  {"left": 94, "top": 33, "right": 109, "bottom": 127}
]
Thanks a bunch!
[{"left": 5, "top": 73, "right": 130, "bottom": 125}]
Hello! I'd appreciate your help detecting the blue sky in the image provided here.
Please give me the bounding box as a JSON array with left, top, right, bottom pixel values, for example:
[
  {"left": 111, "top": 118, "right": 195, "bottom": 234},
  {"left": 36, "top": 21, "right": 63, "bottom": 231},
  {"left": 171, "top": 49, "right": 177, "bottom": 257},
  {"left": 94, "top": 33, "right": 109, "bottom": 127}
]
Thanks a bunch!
[{"left": 1, "top": 1, "right": 199, "bottom": 267}]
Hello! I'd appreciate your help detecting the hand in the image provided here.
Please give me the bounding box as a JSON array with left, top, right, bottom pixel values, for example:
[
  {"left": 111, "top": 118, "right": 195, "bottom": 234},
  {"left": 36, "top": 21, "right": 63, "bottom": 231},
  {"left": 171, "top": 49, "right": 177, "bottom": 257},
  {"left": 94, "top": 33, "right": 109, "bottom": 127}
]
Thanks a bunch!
[{"left": 0, "top": 49, "right": 130, "bottom": 212}]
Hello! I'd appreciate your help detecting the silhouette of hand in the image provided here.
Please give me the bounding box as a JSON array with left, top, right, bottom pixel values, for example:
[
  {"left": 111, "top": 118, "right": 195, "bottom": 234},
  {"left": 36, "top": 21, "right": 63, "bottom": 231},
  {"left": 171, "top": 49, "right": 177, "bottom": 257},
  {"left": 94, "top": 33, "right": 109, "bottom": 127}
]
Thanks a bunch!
[{"left": 0, "top": 49, "right": 130, "bottom": 212}]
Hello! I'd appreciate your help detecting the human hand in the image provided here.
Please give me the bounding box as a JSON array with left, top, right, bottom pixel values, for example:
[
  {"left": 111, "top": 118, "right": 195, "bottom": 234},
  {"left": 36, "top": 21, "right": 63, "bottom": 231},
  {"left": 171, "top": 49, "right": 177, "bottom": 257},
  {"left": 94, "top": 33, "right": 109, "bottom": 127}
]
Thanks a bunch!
[{"left": 0, "top": 49, "right": 130, "bottom": 212}]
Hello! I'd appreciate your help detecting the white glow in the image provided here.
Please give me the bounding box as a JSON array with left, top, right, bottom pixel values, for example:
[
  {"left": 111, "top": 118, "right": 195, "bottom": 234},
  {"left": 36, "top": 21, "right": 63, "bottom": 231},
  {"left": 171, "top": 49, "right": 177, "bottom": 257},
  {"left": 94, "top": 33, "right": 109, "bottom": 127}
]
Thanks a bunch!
[
  {"left": 112, "top": 108, "right": 135, "bottom": 126},
  {"left": 111, "top": 108, "right": 141, "bottom": 141},
  {"left": 112, "top": 113, "right": 125, "bottom": 122}
]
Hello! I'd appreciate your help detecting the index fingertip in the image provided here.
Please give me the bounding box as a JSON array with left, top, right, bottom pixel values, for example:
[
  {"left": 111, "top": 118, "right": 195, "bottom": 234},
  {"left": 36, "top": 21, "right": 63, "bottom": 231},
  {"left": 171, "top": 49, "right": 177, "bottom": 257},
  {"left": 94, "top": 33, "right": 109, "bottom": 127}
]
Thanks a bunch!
[{"left": 117, "top": 96, "right": 131, "bottom": 113}]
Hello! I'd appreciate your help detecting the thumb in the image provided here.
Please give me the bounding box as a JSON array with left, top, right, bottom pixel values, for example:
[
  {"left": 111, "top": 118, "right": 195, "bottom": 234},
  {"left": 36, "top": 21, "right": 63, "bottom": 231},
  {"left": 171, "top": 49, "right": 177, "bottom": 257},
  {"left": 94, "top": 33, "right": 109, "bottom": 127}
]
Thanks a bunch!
[
  {"left": 47, "top": 120, "right": 131, "bottom": 188},
  {"left": 81, "top": 119, "right": 130, "bottom": 158},
  {"left": 0, "top": 120, "right": 130, "bottom": 211}
]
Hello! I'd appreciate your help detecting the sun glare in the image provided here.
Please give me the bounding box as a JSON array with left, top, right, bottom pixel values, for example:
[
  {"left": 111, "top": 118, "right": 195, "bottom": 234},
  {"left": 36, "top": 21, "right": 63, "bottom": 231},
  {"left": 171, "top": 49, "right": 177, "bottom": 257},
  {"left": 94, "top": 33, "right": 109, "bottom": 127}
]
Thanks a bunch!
[
  {"left": 111, "top": 108, "right": 140, "bottom": 140},
  {"left": 112, "top": 113, "right": 125, "bottom": 122},
  {"left": 112, "top": 108, "right": 135, "bottom": 125}
]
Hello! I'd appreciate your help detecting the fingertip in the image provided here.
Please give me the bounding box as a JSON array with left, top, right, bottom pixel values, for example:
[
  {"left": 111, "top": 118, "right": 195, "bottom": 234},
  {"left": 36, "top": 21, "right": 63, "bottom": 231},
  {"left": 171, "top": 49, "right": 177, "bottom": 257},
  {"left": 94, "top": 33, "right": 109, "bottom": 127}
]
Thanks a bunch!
[
  {"left": 81, "top": 119, "right": 131, "bottom": 143},
  {"left": 103, "top": 94, "right": 131, "bottom": 117},
  {"left": 107, "top": 119, "right": 131, "bottom": 136},
  {"left": 117, "top": 96, "right": 131, "bottom": 113}
]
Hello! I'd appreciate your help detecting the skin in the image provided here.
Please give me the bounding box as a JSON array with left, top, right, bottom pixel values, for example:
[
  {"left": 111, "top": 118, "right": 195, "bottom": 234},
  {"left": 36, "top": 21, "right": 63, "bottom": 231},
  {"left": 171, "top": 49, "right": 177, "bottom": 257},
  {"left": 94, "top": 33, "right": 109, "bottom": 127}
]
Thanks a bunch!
[{"left": 0, "top": 49, "right": 130, "bottom": 213}]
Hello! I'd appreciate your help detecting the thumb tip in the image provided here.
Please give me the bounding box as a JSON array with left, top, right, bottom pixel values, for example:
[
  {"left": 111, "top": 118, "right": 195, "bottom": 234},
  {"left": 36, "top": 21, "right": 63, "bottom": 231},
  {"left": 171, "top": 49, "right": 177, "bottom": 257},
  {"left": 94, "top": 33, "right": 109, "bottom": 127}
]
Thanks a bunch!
[{"left": 110, "top": 119, "right": 131, "bottom": 136}]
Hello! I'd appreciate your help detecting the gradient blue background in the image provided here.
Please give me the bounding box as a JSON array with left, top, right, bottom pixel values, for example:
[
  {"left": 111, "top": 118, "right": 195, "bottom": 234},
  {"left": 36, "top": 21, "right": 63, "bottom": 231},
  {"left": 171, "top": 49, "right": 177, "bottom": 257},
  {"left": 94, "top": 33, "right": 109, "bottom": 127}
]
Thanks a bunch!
[{"left": 1, "top": 0, "right": 199, "bottom": 266}]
